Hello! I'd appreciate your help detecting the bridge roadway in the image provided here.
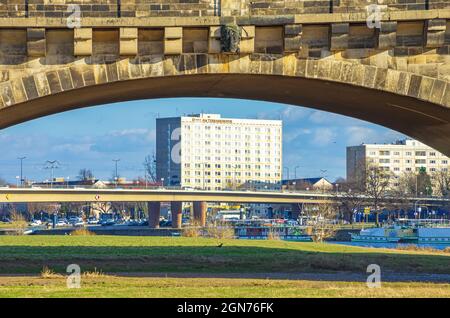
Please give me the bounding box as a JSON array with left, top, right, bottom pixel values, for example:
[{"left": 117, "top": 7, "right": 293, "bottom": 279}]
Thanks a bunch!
[
  {"left": 2, "top": 187, "right": 449, "bottom": 228},
  {"left": 0, "top": 187, "right": 448, "bottom": 205}
]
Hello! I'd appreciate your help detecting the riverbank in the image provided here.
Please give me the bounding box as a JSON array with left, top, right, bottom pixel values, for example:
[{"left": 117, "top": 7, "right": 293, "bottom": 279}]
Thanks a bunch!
[{"left": 0, "top": 236, "right": 449, "bottom": 275}]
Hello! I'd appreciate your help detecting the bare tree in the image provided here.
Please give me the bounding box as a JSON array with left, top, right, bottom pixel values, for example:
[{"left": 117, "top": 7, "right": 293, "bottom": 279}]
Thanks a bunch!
[
  {"left": 144, "top": 154, "right": 157, "bottom": 183},
  {"left": 396, "top": 172, "right": 417, "bottom": 196},
  {"left": 0, "top": 176, "right": 7, "bottom": 186},
  {"left": 336, "top": 178, "right": 366, "bottom": 224},
  {"left": 77, "top": 168, "right": 94, "bottom": 181},
  {"left": 365, "top": 163, "right": 391, "bottom": 226},
  {"left": 339, "top": 190, "right": 365, "bottom": 224},
  {"left": 387, "top": 175, "right": 412, "bottom": 220},
  {"left": 431, "top": 169, "right": 450, "bottom": 197},
  {"left": 394, "top": 168, "right": 433, "bottom": 197},
  {"left": 310, "top": 203, "right": 338, "bottom": 242},
  {"left": 91, "top": 202, "right": 112, "bottom": 219},
  {"left": 27, "top": 202, "right": 60, "bottom": 218},
  {"left": 416, "top": 166, "right": 433, "bottom": 196}
]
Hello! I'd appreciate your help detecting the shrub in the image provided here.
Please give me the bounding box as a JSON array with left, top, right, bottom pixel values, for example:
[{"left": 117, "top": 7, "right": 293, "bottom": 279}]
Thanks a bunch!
[
  {"left": 267, "top": 229, "right": 281, "bottom": 240},
  {"left": 182, "top": 227, "right": 200, "bottom": 237},
  {"left": 182, "top": 220, "right": 203, "bottom": 237},
  {"left": 396, "top": 244, "right": 438, "bottom": 253},
  {"left": 71, "top": 228, "right": 96, "bottom": 236},
  {"left": 83, "top": 268, "right": 105, "bottom": 278},
  {"left": 205, "top": 225, "right": 235, "bottom": 239},
  {"left": 8, "top": 210, "right": 28, "bottom": 234},
  {"left": 40, "top": 266, "right": 60, "bottom": 278}
]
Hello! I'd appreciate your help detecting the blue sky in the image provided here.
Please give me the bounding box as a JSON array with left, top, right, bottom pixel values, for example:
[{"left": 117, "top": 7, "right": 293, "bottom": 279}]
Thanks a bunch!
[{"left": 0, "top": 98, "right": 405, "bottom": 183}]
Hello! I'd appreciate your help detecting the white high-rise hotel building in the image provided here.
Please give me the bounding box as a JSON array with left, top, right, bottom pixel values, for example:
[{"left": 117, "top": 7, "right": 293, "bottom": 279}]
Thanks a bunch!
[
  {"left": 347, "top": 139, "right": 450, "bottom": 186},
  {"left": 156, "top": 114, "right": 282, "bottom": 190}
]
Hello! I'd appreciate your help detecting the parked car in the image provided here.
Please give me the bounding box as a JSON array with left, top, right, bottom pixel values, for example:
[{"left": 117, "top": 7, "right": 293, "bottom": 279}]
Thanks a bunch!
[
  {"left": 29, "top": 219, "right": 42, "bottom": 226},
  {"left": 100, "top": 219, "right": 116, "bottom": 226},
  {"left": 127, "top": 220, "right": 141, "bottom": 226},
  {"left": 87, "top": 218, "right": 99, "bottom": 225},
  {"left": 159, "top": 220, "right": 172, "bottom": 227},
  {"left": 56, "top": 220, "right": 68, "bottom": 227},
  {"left": 73, "top": 218, "right": 85, "bottom": 227},
  {"left": 68, "top": 217, "right": 81, "bottom": 224}
]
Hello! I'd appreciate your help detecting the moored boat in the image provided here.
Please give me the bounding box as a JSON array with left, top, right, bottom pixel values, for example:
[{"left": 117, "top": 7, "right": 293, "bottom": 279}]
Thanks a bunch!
[{"left": 350, "top": 219, "right": 450, "bottom": 244}]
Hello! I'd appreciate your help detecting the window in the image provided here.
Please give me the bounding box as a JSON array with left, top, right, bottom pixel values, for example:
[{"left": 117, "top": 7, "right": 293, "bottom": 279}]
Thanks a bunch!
[{"left": 415, "top": 151, "right": 426, "bottom": 156}]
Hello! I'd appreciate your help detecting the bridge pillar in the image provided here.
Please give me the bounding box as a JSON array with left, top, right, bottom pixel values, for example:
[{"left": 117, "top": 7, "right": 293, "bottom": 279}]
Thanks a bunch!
[
  {"left": 148, "top": 201, "right": 161, "bottom": 228},
  {"left": 193, "top": 201, "right": 207, "bottom": 226},
  {"left": 171, "top": 201, "right": 183, "bottom": 229},
  {"left": 291, "top": 203, "right": 301, "bottom": 220}
]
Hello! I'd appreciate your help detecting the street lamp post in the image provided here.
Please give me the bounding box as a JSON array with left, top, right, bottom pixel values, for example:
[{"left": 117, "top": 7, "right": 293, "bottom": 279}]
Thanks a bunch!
[
  {"left": 283, "top": 167, "right": 290, "bottom": 181},
  {"left": 414, "top": 200, "right": 422, "bottom": 219},
  {"left": 112, "top": 159, "right": 120, "bottom": 188},
  {"left": 144, "top": 168, "right": 148, "bottom": 189},
  {"left": 294, "top": 165, "right": 300, "bottom": 179},
  {"left": 45, "top": 160, "right": 59, "bottom": 189},
  {"left": 17, "top": 156, "right": 26, "bottom": 187},
  {"left": 415, "top": 173, "right": 418, "bottom": 197}
]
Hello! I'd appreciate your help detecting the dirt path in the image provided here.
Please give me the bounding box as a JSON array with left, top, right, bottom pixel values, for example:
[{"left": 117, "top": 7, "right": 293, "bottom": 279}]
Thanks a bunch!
[
  {"left": 78, "top": 272, "right": 450, "bottom": 283},
  {"left": 1, "top": 272, "right": 449, "bottom": 283}
]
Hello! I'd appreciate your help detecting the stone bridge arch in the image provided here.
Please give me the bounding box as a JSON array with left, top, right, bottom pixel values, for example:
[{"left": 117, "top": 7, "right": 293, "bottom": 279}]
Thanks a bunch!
[{"left": 0, "top": 2, "right": 449, "bottom": 154}]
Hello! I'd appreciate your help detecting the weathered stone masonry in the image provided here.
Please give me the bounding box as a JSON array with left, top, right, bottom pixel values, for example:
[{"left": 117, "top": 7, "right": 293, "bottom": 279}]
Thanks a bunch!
[
  {"left": 1, "top": 0, "right": 449, "bottom": 17},
  {"left": 0, "top": 2, "right": 449, "bottom": 155}
]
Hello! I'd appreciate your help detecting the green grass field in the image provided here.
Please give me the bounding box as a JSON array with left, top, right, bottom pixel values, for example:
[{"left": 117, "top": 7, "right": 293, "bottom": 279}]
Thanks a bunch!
[
  {"left": 1, "top": 276, "right": 449, "bottom": 298},
  {"left": 1, "top": 236, "right": 449, "bottom": 297},
  {"left": 0, "top": 235, "right": 449, "bottom": 274}
]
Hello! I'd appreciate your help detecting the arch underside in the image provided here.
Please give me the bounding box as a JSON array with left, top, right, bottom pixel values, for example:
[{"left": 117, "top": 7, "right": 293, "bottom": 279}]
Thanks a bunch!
[{"left": 1, "top": 73, "right": 450, "bottom": 156}]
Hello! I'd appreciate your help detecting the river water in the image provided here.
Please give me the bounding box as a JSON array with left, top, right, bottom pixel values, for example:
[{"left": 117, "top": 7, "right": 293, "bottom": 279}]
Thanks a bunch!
[{"left": 330, "top": 241, "right": 450, "bottom": 250}]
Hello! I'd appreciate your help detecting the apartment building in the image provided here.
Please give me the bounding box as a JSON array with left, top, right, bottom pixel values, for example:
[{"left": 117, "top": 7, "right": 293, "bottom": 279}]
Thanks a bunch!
[
  {"left": 156, "top": 113, "right": 282, "bottom": 190},
  {"left": 347, "top": 139, "right": 450, "bottom": 187}
]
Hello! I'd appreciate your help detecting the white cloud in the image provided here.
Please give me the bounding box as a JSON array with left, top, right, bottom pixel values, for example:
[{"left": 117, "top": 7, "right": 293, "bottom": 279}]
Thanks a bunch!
[
  {"left": 109, "top": 128, "right": 149, "bottom": 136},
  {"left": 284, "top": 128, "right": 312, "bottom": 143},
  {"left": 345, "top": 126, "right": 377, "bottom": 145},
  {"left": 312, "top": 128, "right": 336, "bottom": 146},
  {"left": 51, "top": 143, "right": 93, "bottom": 154},
  {"left": 257, "top": 106, "right": 311, "bottom": 122},
  {"left": 345, "top": 126, "right": 405, "bottom": 145}
]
